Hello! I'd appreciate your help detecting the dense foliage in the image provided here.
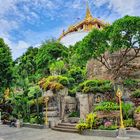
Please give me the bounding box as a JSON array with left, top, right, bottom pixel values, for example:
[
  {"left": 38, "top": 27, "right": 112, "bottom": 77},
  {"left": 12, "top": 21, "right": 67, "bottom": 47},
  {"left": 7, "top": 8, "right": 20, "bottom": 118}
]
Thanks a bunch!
[
  {"left": 0, "top": 38, "right": 13, "bottom": 96},
  {"left": 94, "top": 101, "right": 119, "bottom": 111},
  {"left": 77, "top": 79, "right": 113, "bottom": 94},
  {"left": 35, "top": 40, "right": 68, "bottom": 76},
  {"left": 15, "top": 47, "right": 38, "bottom": 79},
  {"left": 73, "top": 16, "right": 140, "bottom": 80},
  {"left": 0, "top": 16, "right": 140, "bottom": 126}
]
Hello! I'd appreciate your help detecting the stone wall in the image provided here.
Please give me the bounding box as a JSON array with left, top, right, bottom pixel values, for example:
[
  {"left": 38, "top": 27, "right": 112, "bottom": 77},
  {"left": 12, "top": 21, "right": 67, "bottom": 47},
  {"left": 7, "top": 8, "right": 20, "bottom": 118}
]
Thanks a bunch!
[{"left": 86, "top": 51, "right": 140, "bottom": 80}]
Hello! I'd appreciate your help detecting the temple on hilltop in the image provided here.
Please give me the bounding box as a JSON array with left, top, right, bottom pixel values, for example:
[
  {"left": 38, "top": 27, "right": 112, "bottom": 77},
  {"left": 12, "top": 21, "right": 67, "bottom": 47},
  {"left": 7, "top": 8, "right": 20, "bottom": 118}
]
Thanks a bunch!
[{"left": 59, "top": 3, "right": 107, "bottom": 47}]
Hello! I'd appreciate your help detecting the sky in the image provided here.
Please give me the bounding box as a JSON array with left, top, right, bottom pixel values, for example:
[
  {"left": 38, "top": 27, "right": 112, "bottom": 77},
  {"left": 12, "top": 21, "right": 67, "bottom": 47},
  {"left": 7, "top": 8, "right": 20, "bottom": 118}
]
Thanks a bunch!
[{"left": 0, "top": 0, "right": 140, "bottom": 59}]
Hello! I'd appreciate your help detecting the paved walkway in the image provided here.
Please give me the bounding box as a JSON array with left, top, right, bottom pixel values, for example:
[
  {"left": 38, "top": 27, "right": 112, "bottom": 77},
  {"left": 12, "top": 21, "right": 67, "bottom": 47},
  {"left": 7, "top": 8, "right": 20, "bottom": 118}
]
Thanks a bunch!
[{"left": 0, "top": 125, "right": 139, "bottom": 140}]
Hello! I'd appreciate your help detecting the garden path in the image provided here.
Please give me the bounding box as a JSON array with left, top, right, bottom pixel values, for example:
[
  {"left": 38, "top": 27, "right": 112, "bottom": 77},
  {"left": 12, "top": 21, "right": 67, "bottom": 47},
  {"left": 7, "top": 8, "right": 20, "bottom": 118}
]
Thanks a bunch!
[{"left": 0, "top": 125, "right": 139, "bottom": 140}]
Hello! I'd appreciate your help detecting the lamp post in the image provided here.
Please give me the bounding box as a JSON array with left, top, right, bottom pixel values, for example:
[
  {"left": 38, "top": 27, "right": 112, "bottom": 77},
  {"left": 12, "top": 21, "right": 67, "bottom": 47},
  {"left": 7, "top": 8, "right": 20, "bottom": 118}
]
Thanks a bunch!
[
  {"left": 116, "top": 88, "right": 124, "bottom": 129},
  {"left": 116, "top": 87, "right": 129, "bottom": 139}
]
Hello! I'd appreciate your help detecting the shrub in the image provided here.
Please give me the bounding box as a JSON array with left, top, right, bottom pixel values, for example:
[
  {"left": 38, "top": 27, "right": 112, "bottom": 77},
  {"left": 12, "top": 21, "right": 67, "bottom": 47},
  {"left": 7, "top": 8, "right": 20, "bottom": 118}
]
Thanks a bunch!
[
  {"left": 48, "top": 82, "right": 64, "bottom": 91},
  {"left": 122, "top": 103, "right": 133, "bottom": 119},
  {"left": 58, "top": 76, "right": 69, "bottom": 87},
  {"left": 38, "top": 75, "right": 69, "bottom": 91},
  {"left": 124, "top": 79, "right": 140, "bottom": 89},
  {"left": 30, "top": 116, "right": 37, "bottom": 124},
  {"left": 69, "top": 111, "right": 79, "bottom": 117},
  {"left": 135, "top": 106, "right": 140, "bottom": 114},
  {"left": 68, "top": 67, "right": 86, "bottom": 84},
  {"left": 99, "top": 124, "right": 118, "bottom": 130},
  {"left": 94, "top": 101, "right": 119, "bottom": 112},
  {"left": 76, "top": 122, "right": 88, "bottom": 131},
  {"left": 76, "top": 113, "right": 97, "bottom": 131},
  {"left": 131, "top": 90, "right": 140, "bottom": 98},
  {"left": 28, "top": 85, "right": 41, "bottom": 99},
  {"left": 77, "top": 79, "right": 113, "bottom": 94},
  {"left": 68, "top": 87, "right": 77, "bottom": 97},
  {"left": 86, "top": 113, "right": 97, "bottom": 129},
  {"left": 124, "top": 119, "right": 134, "bottom": 127}
]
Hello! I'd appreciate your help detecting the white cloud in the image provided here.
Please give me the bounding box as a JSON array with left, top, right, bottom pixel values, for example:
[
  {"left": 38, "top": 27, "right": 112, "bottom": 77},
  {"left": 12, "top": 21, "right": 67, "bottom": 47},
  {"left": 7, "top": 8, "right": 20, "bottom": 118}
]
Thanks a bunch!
[
  {"left": 0, "top": 19, "right": 18, "bottom": 38},
  {"left": 93, "top": 0, "right": 140, "bottom": 16},
  {"left": 0, "top": 0, "right": 60, "bottom": 59},
  {"left": 2, "top": 37, "right": 30, "bottom": 59},
  {"left": 0, "top": 0, "right": 140, "bottom": 59}
]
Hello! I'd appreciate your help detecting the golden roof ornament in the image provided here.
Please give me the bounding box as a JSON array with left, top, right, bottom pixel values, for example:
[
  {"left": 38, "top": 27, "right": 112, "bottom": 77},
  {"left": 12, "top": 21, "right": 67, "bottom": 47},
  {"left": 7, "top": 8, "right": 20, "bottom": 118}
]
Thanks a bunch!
[
  {"left": 85, "top": 1, "right": 93, "bottom": 20},
  {"left": 59, "top": 1, "right": 107, "bottom": 40}
]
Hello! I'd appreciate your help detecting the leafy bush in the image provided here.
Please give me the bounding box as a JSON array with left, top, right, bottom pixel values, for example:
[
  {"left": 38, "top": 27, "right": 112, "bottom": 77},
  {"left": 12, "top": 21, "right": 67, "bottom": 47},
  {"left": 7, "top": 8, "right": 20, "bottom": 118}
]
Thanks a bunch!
[
  {"left": 131, "top": 90, "right": 140, "bottom": 98},
  {"left": 58, "top": 76, "right": 69, "bottom": 87},
  {"left": 68, "top": 87, "right": 77, "bottom": 97},
  {"left": 99, "top": 124, "right": 118, "bottom": 130},
  {"left": 135, "top": 106, "right": 140, "bottom": 114},
  {"left": 86, "top": 113, "right": 97, "bottom": 129},
  {"left": 124, "top": 79, "right": 140, "bottom": 89},
  {"left": 49, "top": 60, "right": 65, "bottom": 75},
  {"left": 38, "top": 76, "right": 69, "bottom": 91},
  {"left": 67, "top": 67, "right": 86, "bottom": 96},
  {"left": 76, "top": 122, "right": 88, "bottom": 131},
  {"left": 69, "top": 111, "right": 79, "bottom": 117},
  {"left": 124, "top": 119, "right": 134, "bottom": 127},
  {"left": 94, "top": 101, "right": 119, "bottom": 112},
  {"left": 28, "top": 85, "right": 41, "bottom": 99},
  {"left": 77, "top": 79, "right": 113, "bottom": 94},
  {"left": 68, "top": 67, "right": 86, "bottom": 85},
  {"left": 76, "top": 113, "right": 97, "bottom": 131},
  {"left": 30, "top": 116, "right": 37, "bottom": 124},
  {"left": 122, "top": 103, "right": 133, "bottom": 119}
]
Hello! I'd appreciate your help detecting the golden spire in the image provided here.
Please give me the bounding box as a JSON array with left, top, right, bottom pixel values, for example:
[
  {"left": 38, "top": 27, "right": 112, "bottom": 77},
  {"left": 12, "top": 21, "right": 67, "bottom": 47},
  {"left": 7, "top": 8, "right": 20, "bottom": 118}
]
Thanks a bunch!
[{"left": 85, "top": 1, "right": 93, "bottom": 20}]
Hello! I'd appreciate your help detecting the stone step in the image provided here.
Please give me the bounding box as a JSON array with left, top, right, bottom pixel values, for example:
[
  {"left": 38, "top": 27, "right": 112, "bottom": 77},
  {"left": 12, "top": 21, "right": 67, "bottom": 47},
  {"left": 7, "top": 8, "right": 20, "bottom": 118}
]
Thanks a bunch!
[
  {"left": 43, "top": 107, "right": 58, "bottom": 111},
  {"left": 55, "top": 125, "right": 76, "bottom": 129},
  {"left": 52, "top": 127, "right": 78, "bottom": 133},
  {"left": 47, "top": 111, "right": 58, "bottom": 117},
  {"left": 57, "top": 123, "right": 77, "bottom": 127},
  {"left": 52, "top": 122, "right": 78, "bottom": 133},
  {"left": 48, "top": 107, "right": 58, "bottom": 111}
]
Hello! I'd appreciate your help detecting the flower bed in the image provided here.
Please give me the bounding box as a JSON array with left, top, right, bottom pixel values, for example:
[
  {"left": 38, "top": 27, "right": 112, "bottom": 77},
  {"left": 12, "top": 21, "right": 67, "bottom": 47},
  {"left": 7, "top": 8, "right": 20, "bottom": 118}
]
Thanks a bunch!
[{"left": 97, "top": 111, "right": 120, "bottom": 119}]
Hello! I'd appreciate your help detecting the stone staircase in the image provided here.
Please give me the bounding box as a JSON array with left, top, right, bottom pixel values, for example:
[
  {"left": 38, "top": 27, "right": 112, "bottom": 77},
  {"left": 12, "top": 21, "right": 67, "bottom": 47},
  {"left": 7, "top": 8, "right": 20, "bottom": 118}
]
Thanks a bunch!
[{"left": 52, "top": 123, "right": 78, "bottom": 133}]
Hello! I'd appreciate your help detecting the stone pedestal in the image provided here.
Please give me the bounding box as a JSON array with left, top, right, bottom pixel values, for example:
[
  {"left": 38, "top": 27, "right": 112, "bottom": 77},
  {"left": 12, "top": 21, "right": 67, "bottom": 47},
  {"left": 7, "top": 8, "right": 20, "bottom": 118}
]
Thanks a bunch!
[
  {"left": 117, "top": 128, "right": 130, "bottom": 139},
  {"left": 77, "top": 93, "right": 89, "bottom": 120},
  {"left": 57, "top": 88, "right": 68, "bottom": 120}
]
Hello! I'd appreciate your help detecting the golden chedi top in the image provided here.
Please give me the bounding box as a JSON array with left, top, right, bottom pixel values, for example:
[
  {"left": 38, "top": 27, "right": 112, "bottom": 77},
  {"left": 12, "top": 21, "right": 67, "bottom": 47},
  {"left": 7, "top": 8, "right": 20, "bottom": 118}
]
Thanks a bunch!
[
  {"left": 59, "top": 2, "right": 108, "bottom": 46},
  {"left": 85, "top": 2, "right": 93, "bottom": 21}
]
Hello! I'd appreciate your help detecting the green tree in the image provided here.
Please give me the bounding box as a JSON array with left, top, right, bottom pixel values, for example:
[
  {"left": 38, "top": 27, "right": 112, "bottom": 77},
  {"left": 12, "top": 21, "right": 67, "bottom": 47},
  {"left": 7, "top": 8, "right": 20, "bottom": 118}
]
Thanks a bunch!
[
  {"left": 75, "top": 16, "right": 140, "bottom": 80},
  {"left": 35, "top": 39, "right": 68, "bottom": 76},
  {"left": 15, "top": 47, "right": 38, "bottom": 79},
  {"left": 49, "top": 60, "right": 65, "bottom": 75},
  {"left": 0, "top": 38, "right": 13, "bottom": 95}
]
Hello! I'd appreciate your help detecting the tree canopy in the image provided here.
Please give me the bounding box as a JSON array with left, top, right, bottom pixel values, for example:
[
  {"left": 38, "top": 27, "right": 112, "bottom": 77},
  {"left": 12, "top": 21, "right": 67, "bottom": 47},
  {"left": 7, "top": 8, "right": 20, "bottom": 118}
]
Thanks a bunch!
[
  {"left": 0, "top": 38, "right": 13, "bottom": 95},
  {"left": 35, "top": 40, "right": 68, "bottom": 76},
  {"left": 74, "top": 16, "right": 140, "bottom": 80},
  {"left": 15, "top": 47, "right": 38, "bottom": 78}
]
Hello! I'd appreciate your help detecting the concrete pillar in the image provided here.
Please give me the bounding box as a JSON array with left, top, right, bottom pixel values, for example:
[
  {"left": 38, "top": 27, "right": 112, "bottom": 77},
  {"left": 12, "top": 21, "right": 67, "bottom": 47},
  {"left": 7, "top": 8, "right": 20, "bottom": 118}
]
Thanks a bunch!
[{"left": 77, "top": 93, "right": 89, "bottom": 120}]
